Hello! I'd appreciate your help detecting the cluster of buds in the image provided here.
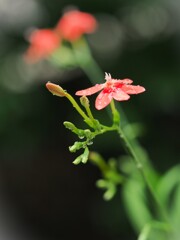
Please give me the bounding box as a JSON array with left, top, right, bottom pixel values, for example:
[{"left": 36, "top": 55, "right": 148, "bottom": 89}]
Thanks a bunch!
[{"left": 64, "top": 122, "right": 94, "bottom": 164}]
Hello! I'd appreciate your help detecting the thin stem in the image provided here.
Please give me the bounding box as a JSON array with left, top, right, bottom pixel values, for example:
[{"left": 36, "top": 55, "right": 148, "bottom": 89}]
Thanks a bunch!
[
  {"left": 71, "top": 37, "right": 104, "bottom": 82},
  {"left": 65, "top": 93, "right": 93, "bottom": 127},
  {"left": 117, "top": 127, "right": 143, "bottom": 170},
  {"left": 84, "top": 102, "right": 95, "bottom": 121},
  {"left": 110, "top": 100, "right": 120, "bottom": 126},
  {"left": 110, "top": 100, "right": 116, "bottom": 114}
]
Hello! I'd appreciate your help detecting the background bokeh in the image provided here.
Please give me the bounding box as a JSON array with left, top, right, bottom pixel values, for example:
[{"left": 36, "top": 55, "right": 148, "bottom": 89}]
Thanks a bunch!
[{"left": 0, "top": 0, "right": 179, "bottom": 239}]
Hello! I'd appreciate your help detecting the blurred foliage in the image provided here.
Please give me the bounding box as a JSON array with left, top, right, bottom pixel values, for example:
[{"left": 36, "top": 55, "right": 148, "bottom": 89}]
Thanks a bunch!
[{"left": 0, "top": 0, "right": 180, "bottom": 239}]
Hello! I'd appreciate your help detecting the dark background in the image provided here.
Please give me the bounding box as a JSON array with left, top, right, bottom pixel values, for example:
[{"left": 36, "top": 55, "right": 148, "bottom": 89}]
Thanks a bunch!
[{"left": 0, "top": 0, "right": 179, "bottom": 239}]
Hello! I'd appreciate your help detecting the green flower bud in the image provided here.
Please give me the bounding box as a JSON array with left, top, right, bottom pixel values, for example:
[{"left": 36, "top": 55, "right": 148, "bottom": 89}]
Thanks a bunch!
[
  {"left": 80, "top": 96, "right": 90, "bottom": 108},
  {"left": 81, "top": 147, "right": 89, "bottom": 164},
  {"left": 72, "top": 156, "right": 82, "bottom": 165},
  {"left": 69, "top": 141, "right": 84, "bottom": 152},
  {"left": 73, "top": 147, "right": 89, "bottom": 165},
  {"left": 64, "top": 121, "right": 77, "bottom": 131},
  {"left": 84, "top": 129, "right": 93, "bottom": 139},
  {"left": 63, "top": 121, "right": 85, "bottom": 138}
]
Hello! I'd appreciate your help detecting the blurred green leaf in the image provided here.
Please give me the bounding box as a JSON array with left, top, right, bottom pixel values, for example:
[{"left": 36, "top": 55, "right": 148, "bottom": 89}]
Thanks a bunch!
[
  {"left": 155, "top": 165, "right": 180, "bottom": 238},
  {"left": 123, "top": 122, "right": 145, "bottom": 140},
  {"left": 122, "top": 178, "right": 153, "bottom": 232},
  {"left": 156, "top": 165, "right": 180, "bottom": 207},
  {"left": 169, "top": 184, "right": 180, "bottom": 234},
  {"left": 138, "top": 221, "right": 171, "bottom": 240}
]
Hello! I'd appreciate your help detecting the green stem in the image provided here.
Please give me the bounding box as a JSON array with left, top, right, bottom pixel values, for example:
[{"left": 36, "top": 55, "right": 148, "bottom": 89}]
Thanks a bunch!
[
  {"left": 84, "top": 102, "right": 95, "bottom": 121},
  {"left": 71, "top": 37, "right": 104, "bottom": 82},
  {"left": 65, "top": 93, "right": 93, "bottom": 127},
  {"left": 110, "top": 100, "right": 120, "bottom": 125}
]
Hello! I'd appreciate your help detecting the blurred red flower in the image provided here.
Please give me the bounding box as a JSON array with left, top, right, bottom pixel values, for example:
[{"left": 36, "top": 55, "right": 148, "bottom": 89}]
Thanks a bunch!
[
  {"left": 76, "top": 73, "right": 146, "bottom": 110},
  {"left": 24, "top": 29, "right": 61, "bottom": 63},
  {"left": 55, "top": 10, "right": 97, "bottom": 41}
]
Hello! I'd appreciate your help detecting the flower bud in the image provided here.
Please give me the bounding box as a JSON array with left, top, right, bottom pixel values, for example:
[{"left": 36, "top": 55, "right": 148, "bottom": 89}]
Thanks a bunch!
[
  {"left": 84, "top": 129, "right": 92, "bottom": 138},
  {"left": 69, "top": 141, "right": 84, "bottom": 152},
  {"left": 64, "top": 121, "right": 85, "bottom": 138},
  {"left": 73, "top": 147, "right": 89, "bottom": 165},
  {"left": 80, "top": 96, "right": 90, "bottom": 108},
  {"left": 46, "top": 82, "right": 67, "bottom": 97},
  {"left": 64, "top": 121, "right": 77, "bottom": 132}
]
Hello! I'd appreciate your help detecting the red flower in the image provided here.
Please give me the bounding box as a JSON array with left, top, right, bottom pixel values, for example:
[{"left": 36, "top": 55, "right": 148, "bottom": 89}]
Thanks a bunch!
[
  {"left": 55, "top": 10, "right": 97, "bottom": 41},
  {"left": 76, "top": 73, "right": 146, "bottom": 110},
  {"left": 24, "top": 29, "right": 61, "bottom": 63}
]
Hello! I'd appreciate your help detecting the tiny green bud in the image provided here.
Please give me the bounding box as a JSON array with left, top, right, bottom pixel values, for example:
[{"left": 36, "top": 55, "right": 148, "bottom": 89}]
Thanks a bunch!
[
  {"left": 73, "top": 156, "right": 82, "bottom": 165},
  {"left": 72, "top": 147, "right": 89, "bottom": 165},
  {"left": 80, "top": 96, "right": 90, "bottom": 108},
  {"left": 63, "top": 121, "right": 76, "bottom": 131},
  {"left": 69, "top": 141, "right": 84, "bottom": 152},
  {"left": 96, "top": 179, "right": 108, "bottom": 188},
  {"left": 84, "top": 129, "right": 93, "bottom": 138},
  {"left": 103, "top": 183, "right": 116, "bottom": 201},
  {"left": 96, "top": 180, "right": 116, "bottom": 201},
  {"left": 63, "top": 121, "right": 85, "bottom": 138},
  {"left": 81, "top": 147, "right": 89, "bottom": 164},
  {"left": 46, "top": 82, "right": 67, "bottom": 97}
]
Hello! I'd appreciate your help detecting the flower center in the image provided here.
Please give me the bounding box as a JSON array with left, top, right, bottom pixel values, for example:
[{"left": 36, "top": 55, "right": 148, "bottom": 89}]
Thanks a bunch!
[{"left": 105, "top": 80, "right": 113, "bottom": 88}]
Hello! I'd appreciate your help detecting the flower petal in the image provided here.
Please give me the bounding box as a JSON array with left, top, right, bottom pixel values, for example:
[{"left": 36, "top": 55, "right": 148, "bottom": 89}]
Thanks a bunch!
[
  {"left": 112, "top": 89, "right": 130, "bottom": 101},
  {"left": 76, "top": 84, "right": 104, "bottom": 96},
  {"left": 118, "top": 78, "right": 133, "bottom": 84},
  {"left": 121, "top": 85, "right": 145, "bottom": 94},
  {"left": 95, "top": 91, "right": 112, "bottom": 110}
]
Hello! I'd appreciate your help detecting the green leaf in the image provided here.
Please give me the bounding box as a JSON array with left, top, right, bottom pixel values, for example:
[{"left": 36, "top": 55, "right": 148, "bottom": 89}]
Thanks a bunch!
[
  {"left": 122, "top": 178, "right": 153, "bottom": 232},
  {"left": 169, "top": 184, "right": 180, "bottom": 233},
  {"left": 138, "top": 221, "right": 171, "bottom": 240},
  {"left": 155, "top": 165, "right": 180, "bottom": 238},
  {"left": 156, "top": 165, "right": 180, "bottom": 207}
]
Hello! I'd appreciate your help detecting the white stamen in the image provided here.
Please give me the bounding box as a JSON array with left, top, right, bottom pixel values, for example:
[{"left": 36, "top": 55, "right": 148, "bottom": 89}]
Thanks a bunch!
[{"left": 105, "top": 72, "right": 112, "bottom": 81}]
